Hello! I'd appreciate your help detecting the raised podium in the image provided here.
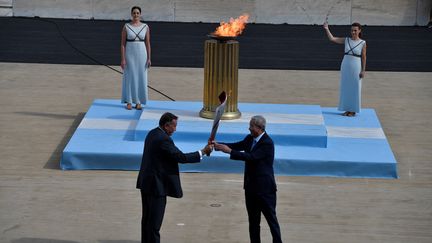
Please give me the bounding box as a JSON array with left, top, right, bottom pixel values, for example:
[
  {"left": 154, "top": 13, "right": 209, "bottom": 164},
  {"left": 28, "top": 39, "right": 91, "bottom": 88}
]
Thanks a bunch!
[{"left": 60, "top": 99, "right": 397, "bottom": 178}]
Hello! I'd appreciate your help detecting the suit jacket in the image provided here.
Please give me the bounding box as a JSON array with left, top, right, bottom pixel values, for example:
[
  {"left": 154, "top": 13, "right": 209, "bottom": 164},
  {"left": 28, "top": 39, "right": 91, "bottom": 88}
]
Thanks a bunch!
[
  {"left": 136, "top": 127, "right": 200, "bottom": 198},
  {"left": 224, "top": 132, "right": 277, "bottom": 194}
]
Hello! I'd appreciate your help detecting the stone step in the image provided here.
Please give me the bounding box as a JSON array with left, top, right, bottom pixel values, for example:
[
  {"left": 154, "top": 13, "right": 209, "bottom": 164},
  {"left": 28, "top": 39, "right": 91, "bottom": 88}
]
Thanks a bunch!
[{"left": 134, "top": 101, "right": 327, "bottom": 148}]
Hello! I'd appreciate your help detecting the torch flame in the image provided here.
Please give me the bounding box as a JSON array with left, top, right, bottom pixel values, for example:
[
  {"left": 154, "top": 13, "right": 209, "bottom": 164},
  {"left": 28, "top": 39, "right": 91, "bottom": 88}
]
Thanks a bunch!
[{"left": 213, "top": 14, "right": 249, "bottom": 37}]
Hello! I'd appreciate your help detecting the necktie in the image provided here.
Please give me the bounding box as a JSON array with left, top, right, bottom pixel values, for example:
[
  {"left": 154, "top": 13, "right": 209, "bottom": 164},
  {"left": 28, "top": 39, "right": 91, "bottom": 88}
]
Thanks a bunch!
[{"left": 251, "top": 139, "right": 257, "bottom": 150}]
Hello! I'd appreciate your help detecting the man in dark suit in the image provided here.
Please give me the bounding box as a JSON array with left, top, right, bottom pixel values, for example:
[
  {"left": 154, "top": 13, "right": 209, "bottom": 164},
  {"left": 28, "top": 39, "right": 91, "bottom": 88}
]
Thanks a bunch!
[
  {"left": 213, "top": 115, "right": 282, "bottom": 243},
  {"left": 136, "top": 112, "right": 213, "bottom": 243}
]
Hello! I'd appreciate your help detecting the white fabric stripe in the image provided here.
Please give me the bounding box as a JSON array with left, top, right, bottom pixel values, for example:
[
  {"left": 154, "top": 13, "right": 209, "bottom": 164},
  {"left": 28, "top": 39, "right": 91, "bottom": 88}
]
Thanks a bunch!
[
  {"left": 141, "top": 109, "right": 323, "bottom": 125},
  {"left": 78, "top": 118, "right": 137, "bottom": 130},
  {"left": 327, "top": 126, "right": 386, "bottom": 139},
  {"left": 78, "top": 118, "right": 386, "bottom": 139}
]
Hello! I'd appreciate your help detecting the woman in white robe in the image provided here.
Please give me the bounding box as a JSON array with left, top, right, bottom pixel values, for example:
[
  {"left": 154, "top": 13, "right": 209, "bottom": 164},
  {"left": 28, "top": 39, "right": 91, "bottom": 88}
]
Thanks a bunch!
[
  {"left": 324, "top": 22, "right": 367, "bottom": 117},
  {"left": 120, "top": 6, "right": 151, "bottom": 110}
]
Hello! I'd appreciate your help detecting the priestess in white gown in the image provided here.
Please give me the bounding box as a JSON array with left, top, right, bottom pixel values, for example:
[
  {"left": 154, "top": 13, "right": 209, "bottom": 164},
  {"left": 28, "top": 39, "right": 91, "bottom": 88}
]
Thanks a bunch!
[
  {"left": 120, "top": 6, "right": 151, "bottom": 110},
  {"left": 324, "top": 22, "right": 367, "bottom": 117},
  {"left": 339, "top": 37, "right": 366, "bottom": 113}
]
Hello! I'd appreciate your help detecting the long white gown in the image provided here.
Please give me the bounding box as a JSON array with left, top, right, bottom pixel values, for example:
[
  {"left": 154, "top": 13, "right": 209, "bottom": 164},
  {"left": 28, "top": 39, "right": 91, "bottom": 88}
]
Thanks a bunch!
[
  {"left": 338, "top": 37, "right": 365, "bottom": 113},
  {"left": 122, "top": 23, "right": 148, "bottom": 105}
]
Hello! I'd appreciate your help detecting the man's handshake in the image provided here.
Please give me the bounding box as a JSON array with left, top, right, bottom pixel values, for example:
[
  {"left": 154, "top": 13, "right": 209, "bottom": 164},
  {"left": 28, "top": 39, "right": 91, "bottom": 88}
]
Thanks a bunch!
[
  {"left": 201, "top": 144, "right": 214, "bottom": 156},
  {"left": 201, "top": 141, "right": 233, "bottom": 156},
  {"left": 212, "top": 141, "right": 232, "bottom": 154}
]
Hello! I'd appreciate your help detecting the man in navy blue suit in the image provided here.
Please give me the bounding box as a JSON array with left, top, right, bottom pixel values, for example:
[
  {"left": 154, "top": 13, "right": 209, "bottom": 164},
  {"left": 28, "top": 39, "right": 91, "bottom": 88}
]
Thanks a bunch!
[
  {"left": 213, "top": 115, "right": 282, "bottom": 243},
  {"left": 136, "top": 112, "right": 213, "bottom": 243}
]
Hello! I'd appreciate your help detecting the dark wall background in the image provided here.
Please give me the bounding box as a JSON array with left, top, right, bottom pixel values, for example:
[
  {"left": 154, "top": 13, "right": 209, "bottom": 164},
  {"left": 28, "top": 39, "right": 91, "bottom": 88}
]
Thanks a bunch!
[{"left": 1, "top": 17, "right": 431, "bottom": 71}]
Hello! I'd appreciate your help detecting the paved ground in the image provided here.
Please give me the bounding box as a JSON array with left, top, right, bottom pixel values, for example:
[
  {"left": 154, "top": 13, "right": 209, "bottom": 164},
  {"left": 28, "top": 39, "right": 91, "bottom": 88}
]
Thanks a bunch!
[{"left": 0, "top": 62, "right": 431, "bottom": 243}]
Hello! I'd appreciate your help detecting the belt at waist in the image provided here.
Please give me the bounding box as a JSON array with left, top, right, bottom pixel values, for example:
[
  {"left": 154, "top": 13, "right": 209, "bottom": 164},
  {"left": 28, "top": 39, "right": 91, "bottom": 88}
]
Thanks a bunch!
[
  {"left": 344, "top": 53, "right": 361, "bottom": 58},
  {"left": 127, "top": 39, "right": 144, "bottom": 42}
]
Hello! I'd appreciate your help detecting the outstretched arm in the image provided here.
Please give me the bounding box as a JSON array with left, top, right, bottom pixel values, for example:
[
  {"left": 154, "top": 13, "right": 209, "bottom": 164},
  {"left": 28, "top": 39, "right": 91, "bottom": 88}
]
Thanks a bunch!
[
  {"left": 213, "top": 142, "right": 232, "bottom": 154},
  {"left": 213, "top": 140, "right": 272, "bottom": 162},
  {"left": 323, "top": 22, "right": 344, "bottom": 44},
  {"left": 213, "top": 138, "right": 247, "bottom": 154},
  {"left": 160, "top": 138, "right": 201, "bottom": 164}
]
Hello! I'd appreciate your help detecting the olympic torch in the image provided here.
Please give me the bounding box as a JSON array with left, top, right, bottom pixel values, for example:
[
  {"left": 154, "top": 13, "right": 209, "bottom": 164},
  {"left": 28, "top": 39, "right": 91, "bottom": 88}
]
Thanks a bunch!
[{"left": 206, "top": 91, "right": 227, "bottom": 155}]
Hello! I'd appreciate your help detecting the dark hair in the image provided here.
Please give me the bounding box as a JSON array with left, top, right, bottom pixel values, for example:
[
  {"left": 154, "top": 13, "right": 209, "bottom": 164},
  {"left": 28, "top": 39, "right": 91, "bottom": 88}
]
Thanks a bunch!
[
  {"left": 351, "top": 22, "right": 362, "bottom": 38},
  {"left": 159, "top": 112, "right": 178, "bottom": 127},
  {"left": 131, "top": 6, "right": 141, "bottom": 14}
]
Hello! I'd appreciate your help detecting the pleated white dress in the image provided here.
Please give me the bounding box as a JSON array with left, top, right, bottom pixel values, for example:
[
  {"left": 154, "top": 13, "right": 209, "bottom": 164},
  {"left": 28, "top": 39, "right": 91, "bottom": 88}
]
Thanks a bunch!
[
  {"left": 122, "top": 23, "right": 148, "bottom": 105},
  {"left": 338, "top": 38, "right": 365, "bottom": 113}
]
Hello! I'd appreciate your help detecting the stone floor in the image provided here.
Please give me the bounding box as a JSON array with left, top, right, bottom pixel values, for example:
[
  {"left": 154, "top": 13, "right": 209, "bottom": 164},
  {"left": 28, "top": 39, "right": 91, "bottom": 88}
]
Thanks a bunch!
[{"left": 0, "top": 62, "right": 431, "bottom": 243}]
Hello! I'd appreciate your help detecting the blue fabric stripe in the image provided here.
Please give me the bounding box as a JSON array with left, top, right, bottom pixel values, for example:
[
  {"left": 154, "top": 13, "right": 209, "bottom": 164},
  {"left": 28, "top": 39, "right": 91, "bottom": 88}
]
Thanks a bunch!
[{"left": 60, "top": 99, "right": 397, "bottom": 178}]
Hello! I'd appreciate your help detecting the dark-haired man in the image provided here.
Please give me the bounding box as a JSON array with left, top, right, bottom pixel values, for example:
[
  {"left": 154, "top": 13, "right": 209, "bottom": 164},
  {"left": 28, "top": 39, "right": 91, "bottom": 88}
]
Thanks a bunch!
[{"left": 136, "top": 112, "right": 213, "bottom": 243}]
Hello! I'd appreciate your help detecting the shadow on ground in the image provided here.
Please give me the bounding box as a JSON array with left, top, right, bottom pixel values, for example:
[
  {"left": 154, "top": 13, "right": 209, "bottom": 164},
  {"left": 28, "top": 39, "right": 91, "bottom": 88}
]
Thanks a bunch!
[{"left": 43, "top": 112, "right": 86, "bottom": 169}]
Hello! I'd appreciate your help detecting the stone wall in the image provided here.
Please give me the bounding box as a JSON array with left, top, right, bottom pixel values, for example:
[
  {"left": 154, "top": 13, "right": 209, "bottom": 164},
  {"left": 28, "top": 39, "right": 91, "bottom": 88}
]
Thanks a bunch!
[
  {"left": 0, "top": 0, "right": 12, "bottom": 16},
  {"left": 8, "top": 0, "right": 432, "bottom": 26}
]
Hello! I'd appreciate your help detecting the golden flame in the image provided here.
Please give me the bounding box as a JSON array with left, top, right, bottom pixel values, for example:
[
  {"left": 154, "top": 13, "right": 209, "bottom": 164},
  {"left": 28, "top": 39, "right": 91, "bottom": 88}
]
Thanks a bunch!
[{"left": 213, "top": 14, "right": 249, "bottom": 37}]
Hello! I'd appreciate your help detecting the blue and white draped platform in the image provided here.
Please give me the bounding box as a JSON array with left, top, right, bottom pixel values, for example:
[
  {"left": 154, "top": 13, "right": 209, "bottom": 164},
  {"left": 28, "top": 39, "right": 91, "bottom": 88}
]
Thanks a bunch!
[{"left": 60, "top": 99, "right": 397, "bottom": 178}]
